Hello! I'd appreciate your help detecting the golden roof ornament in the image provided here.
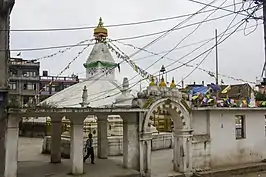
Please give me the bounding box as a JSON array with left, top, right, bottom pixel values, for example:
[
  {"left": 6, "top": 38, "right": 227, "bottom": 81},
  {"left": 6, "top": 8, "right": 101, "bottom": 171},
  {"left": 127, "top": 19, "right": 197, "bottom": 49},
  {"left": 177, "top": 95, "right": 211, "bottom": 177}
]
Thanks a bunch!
[
  {"left": 149, "top": 77, "right": 156, "bottom": 86},
  {"left": 159, "top": 76, "right": 166, "bottom": 87},
  {"left": 170, "top": 77, "right": 176, "bottom": 89},
  {"left": 94, "top": 17, "right": 108, "bottom": 40}
]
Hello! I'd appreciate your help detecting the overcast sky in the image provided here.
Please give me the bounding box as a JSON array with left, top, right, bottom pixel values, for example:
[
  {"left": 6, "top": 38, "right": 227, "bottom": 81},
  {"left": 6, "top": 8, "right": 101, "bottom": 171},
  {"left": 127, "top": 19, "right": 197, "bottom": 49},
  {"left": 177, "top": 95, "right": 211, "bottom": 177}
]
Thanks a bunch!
[{"left": 9, "top": 0, "right": 264, "bottom": 90}]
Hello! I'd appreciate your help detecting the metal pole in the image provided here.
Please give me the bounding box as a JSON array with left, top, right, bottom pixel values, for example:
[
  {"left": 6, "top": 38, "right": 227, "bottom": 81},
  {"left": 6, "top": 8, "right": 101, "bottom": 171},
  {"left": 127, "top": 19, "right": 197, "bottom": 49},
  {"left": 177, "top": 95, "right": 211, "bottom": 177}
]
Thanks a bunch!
[
  {"left": 215, "top": 29, "right": 219, "bottom": 85},
  {"left": 263, "top": 0, "right": 266, "bottom": 78}
]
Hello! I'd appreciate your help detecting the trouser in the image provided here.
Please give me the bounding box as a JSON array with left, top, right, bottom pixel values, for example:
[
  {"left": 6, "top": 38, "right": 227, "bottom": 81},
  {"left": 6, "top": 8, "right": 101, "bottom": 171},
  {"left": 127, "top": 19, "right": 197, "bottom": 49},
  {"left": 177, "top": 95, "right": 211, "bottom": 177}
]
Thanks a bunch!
[{"left": 83, "top": 147, "right": 94, "bottom": 163}]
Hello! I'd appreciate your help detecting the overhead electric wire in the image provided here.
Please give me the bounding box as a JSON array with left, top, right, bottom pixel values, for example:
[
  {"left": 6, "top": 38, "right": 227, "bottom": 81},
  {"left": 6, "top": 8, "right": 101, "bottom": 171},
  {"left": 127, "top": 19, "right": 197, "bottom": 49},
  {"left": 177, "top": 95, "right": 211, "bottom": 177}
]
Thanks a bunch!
[
  {"left": 111, "top": 4, "right": 258, "bottom": 42},
  {"left": 37, "top": 43, "right": 92, "bottom": 96},
  {"left": 6, "top": 42, "right": 95, "bottom": 52},
  {"left": 188, "top": 0, "right": 257, "bottom": 18},
  {"left": 82, "top": 15, "right": 254, "bottom": 106},
  {"left": 5, "top": 2, "right": 243, "bottom": 32},
  {"left": 115, "top": 22, "right": 262, "bottom": 63},
  {"left": 75, "top": 21, "right": 263, "bottom": 77},
  {"left": 51, "top": 2, "right": 259, "bottom": 107},
  {"left": 177, "top": 2, "right": 260, "bottom": 84},
  {"left": 76, "top": 0, "right": 218, "bottom": 93},
  {"left": 80, "top": 21, "right": 246, "bottom": 106},
  {"left": 70, "top": 4, "right": 260, "bottom": 104},
  {"left": 177, "top": 2, "right": 244, "bottom": 84},
  {"left": 5, "top": 3, "right": 259, "bottom": 52},
  {"left": 112, "top": 0, "right": 228, "bottom": 85},
  {"left": 54, "top": 0, "right": 218, "bottom": 106}
]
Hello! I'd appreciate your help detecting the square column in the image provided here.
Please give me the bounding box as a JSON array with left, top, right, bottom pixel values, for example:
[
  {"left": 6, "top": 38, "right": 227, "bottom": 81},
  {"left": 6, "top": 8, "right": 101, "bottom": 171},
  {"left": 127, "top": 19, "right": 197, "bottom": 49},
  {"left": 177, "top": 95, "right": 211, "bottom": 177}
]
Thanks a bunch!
[
  {"left": 50, "top": 116, "right": 62, "bottom": 163},
  {"left": 70, "top": 118, "right": 84, "bottom": 175},
  {"left": 97, "top": 115, "right": 108, "bottom": 159},
  {"left": 140, "top": 132, "right": 152, "bottom": 177},
  {"left": 4, "top": 115, "right": 20, "bottom": 177},
  {"left": 173, "top": 129, "right": 193, "bottom": 175},
  {"left": 123, "top": 113, "right": 140, "bottom": 170}
]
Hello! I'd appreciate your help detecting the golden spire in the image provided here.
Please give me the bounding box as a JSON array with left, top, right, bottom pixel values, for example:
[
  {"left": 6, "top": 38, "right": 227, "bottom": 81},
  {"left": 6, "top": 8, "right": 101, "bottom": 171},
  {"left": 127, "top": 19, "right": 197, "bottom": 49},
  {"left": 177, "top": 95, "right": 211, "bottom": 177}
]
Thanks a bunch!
[
  {"left": 149, "top": 77, "right": 156, "bottom": 86},
  {"left": 159, "top": 76, "right": 166, "bottom": 87},
  {"left": 94, "top": 17, "right": 108, "bottom": 40},
  {"left": 170, "top": 77, "right": 176, "bottom": 89}
]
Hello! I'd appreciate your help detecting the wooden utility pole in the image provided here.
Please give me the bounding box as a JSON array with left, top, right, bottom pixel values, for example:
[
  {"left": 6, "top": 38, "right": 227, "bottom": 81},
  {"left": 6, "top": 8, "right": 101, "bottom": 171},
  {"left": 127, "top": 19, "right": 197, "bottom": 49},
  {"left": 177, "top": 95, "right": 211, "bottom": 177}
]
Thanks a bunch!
[{"left": 0, "top": 0, "right": 14, "bottom": 175}]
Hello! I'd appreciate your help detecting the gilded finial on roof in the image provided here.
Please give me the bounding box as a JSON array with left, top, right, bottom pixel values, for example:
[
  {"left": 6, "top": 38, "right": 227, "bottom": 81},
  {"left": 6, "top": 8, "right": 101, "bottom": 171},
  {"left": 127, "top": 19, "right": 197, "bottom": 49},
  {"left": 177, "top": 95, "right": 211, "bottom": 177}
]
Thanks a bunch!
[
  {"left": 159, "top": 76, "right": 166, "bottom": 87},
  {"left": 98, "top": 17, "right": 104, "bottom": 28},
  {"left": 170, "top": 77, "right": 176, "bottom": 89},
  {"left": 149, "top": 77, "right": 156, "bottom": 86},
  {"left": 94, "top": 17, "right": 108, "bottom": 40}
]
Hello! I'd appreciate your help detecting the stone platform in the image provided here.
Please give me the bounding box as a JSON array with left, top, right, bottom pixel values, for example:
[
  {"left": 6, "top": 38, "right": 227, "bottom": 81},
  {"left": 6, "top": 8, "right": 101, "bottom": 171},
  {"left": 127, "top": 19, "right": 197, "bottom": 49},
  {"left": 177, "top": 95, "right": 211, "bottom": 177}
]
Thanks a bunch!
[
  {"left": 16, "top": 137, "right": 140, "bottom": 177},
  {"left": 15, "top": 137, "right": 266, "bottom": 177}
]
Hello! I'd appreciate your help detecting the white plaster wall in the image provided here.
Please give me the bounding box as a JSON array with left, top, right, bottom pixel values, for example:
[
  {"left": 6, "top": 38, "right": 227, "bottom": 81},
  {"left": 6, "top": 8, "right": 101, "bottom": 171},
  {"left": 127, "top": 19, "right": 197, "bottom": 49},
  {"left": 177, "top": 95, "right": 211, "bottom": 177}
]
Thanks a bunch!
[
  {"left": 192, "top": 111, "right": 208, "bottom": 135},
  {"left": 209, "top": 110, "right": 266, "bottom": 168},
  {"left": 192, "top": 139, "right": 211, "bottom": 170},
  {"left": 151, "top": 133, "right": 172, "bottom": 150}
]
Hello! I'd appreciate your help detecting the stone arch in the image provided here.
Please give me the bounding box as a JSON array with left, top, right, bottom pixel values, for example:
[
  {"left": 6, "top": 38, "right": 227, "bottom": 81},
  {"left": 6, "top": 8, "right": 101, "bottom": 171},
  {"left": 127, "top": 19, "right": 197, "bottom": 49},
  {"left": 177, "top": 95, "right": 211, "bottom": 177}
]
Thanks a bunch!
[{"left": 142, "top": 98, "right": 191, "bottom": 133}]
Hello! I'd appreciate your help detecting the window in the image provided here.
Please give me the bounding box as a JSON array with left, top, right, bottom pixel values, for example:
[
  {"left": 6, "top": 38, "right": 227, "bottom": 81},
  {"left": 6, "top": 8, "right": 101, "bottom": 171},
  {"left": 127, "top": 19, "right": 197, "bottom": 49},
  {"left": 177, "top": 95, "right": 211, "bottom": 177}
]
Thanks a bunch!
[
  {"left": 22, "top": 71, "right": 36, "bottom": 77},
  {"left": 9, "top": 82, "right": 16, "bottom": 90},
  {"left": 9, "top": 69, "right": 18, "bottom": 76},
  {"left": 23, "top": 83, "right": 36, "bottom": 90},
  {"left": 235, "top": 115, "right": 245, "bottom": 139}
]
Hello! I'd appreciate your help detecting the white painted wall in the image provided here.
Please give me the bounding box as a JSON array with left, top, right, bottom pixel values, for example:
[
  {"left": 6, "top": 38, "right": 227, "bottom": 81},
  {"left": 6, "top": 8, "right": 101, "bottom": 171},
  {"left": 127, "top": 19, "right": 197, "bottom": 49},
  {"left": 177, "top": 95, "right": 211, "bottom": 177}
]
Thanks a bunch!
[
  {"left": 192, "top": 111, "right": 208, "bottom": 135},
  {"left": 209, "top": 110, "right": 266, "bottom": 168}
]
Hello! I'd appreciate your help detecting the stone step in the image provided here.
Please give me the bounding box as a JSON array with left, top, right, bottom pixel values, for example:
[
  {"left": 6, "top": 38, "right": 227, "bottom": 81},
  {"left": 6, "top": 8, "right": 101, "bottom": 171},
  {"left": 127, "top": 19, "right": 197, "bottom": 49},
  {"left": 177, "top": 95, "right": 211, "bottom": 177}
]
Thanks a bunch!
[{"left": 194, "top": 163, "right": 266, "bottom": 177}]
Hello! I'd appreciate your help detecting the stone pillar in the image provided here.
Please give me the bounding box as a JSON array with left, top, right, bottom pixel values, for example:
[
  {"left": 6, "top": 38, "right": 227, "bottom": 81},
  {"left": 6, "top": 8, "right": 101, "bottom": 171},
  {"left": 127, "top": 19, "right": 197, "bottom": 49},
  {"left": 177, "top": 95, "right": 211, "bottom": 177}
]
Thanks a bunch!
[
  {"left": 4, "top": 115, "right": 20, "bottom": 177},
  {"left": 50, "top": 116, "right": 62, "bottom": 163},
  {"left": 123, "top": 113, "right": 140, "bottom": 170},
  {"left": 97, "top": 115, "right": 108, "bottom": 159},
  {"left": 173, "top": 129, "right": 193, "bottom": 175},
  {"left": 139, "top": 132, "right": 152, "bottom": 177},
  {"left": 70, "top": 117, "right": 84, "bottom": 175}
]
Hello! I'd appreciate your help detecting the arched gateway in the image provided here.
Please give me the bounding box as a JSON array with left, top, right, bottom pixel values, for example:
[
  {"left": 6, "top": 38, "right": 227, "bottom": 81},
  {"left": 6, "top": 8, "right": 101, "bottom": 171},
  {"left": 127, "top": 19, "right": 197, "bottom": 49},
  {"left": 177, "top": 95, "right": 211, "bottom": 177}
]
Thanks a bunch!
[{"left": 135, "top": 82, "right": 194, "bottom": 177}]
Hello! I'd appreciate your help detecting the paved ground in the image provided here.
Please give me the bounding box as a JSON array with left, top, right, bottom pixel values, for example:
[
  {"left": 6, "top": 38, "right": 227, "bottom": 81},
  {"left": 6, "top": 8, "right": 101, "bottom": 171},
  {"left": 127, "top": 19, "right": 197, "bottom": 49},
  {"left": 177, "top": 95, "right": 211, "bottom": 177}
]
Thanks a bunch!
[
  {"left": 17, "top": 137, "right": 266, "bottom": 177},
  {"left": 18, "top": 138, "right": 139, "bottom": 177}
]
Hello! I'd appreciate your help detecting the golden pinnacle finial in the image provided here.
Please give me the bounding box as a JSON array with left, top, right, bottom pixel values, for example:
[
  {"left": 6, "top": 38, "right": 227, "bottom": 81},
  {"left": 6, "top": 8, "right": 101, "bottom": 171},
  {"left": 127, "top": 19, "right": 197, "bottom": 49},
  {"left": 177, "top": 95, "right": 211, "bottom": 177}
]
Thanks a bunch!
[
  {"left": 149, "top": 77, "right": 156, "bottom": 86},
  {"left": 98, "top": 17, "right": 104, "bottom": 27},
  {"left": 170, "top": 77, "right": 176, "bottom": 89},
  {"left": 94, "top": 17, "right": 108, "bottom": 40},
  {"left": 159, "top": 76, "right": 166, "bottom": 87}
]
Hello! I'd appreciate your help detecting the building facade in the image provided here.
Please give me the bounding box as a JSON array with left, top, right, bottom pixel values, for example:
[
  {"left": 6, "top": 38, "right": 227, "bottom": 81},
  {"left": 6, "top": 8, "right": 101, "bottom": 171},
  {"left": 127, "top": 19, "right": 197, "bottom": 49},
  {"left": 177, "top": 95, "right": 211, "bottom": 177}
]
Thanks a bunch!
[
  {"left": 39, "top": 71, "right": 79, "bottom": 102},
  {"left": 8, "top": 58, "right": 80, "bottom": 107},
  {"left": 8, "top": 58, "right": 40, "bottom": 107}
]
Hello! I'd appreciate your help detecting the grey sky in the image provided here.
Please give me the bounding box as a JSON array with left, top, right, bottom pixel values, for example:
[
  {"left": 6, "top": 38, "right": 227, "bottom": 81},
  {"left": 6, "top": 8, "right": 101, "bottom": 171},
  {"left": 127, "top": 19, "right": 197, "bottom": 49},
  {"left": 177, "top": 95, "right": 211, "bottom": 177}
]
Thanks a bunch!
[{"left": 9, "top": 0, "right": 264, "bottom": 89}]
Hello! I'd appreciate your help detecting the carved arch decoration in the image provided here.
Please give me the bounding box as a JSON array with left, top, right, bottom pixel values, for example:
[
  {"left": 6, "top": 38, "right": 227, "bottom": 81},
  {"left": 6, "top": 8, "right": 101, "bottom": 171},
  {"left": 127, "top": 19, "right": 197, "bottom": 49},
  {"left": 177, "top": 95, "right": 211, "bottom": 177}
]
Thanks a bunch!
[{"left": 141, "top": 98, "right": 192, "bottom": 133}]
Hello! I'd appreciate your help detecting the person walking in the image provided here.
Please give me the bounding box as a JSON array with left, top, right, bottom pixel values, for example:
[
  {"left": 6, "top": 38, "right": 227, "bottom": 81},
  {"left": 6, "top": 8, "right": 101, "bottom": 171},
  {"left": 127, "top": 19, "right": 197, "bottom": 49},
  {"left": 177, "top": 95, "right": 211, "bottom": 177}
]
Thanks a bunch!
[{"left": 83, "top": 133, "right": 95, "bottom": 164}]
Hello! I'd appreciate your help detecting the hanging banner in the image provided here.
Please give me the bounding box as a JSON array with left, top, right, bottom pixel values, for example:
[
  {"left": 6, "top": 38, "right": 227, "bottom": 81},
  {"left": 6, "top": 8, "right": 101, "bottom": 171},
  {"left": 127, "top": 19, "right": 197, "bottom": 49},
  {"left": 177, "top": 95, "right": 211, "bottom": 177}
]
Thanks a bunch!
[{"left": 106, "top": 42, "right": 155, "bottom": 80}]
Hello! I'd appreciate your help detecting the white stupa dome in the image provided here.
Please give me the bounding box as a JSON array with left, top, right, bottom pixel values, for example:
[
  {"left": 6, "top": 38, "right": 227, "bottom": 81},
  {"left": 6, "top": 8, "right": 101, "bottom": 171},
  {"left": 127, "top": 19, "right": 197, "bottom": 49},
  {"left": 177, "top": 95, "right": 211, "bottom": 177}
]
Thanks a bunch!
[{"left": 42, "top": 18, "right": 133, "bottom": 108}]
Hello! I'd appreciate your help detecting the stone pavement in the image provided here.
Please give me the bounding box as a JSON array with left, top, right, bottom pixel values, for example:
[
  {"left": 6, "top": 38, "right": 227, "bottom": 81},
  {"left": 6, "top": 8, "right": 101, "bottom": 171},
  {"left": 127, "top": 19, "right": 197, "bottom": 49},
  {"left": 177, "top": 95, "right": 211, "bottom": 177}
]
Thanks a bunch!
[
  {"left": 17, "top": 137, "right": 266, "bottom": 177},
  {"left": 18, "top": 137, "right": 140, "bottom": 177}
]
